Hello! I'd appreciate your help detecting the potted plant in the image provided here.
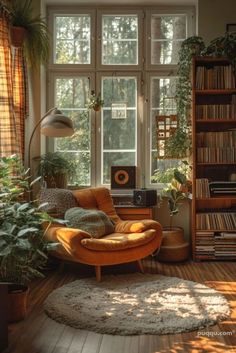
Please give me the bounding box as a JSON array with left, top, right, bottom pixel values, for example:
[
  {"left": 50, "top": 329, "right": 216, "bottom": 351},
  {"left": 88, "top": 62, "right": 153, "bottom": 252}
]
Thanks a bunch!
[
  {"left": 0, "top": 155, "right": 57, "bottom": 322},
  {"left": 36, "top": 152, "right": 74, "bottom": 188},
  {"left": 9, "top": 0, "right": 49, "bottom": 67},
  {"left": 86, "top": 90, "right": 104, "bottom": 112},
  {"left": 153, "top": 161, "right": 191, "bottom": 262}
]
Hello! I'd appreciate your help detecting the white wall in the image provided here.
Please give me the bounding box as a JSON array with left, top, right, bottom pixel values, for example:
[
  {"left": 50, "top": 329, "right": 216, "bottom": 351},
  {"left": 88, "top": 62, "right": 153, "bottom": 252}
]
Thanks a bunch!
[{"left": 198, "top": 0, "right": 236, "bottom": 44}]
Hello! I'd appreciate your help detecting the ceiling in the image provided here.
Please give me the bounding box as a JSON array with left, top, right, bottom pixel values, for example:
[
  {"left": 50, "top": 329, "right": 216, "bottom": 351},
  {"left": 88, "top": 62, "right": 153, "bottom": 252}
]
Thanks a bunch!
[{"left": 45, "top": 0, "right": 197, "bottom": 5}]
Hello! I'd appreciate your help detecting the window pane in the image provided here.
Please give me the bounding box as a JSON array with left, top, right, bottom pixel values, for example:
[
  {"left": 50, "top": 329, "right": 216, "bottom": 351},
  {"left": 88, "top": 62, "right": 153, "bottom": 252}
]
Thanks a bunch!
[
  {"left": 151, "top": 15, "right": 186, "bottom": 64},
  {"left": 150, "top": 77, "right": 179, "bottom": 183},
  {"left": 55, "top": 15, "right": 91, "bottom": 64},
  {"left": 102, "top": 76, "right": 137, "bottom": 184},
  {"left": 102, "top": 15, "right": 138, "bottom": 65},
  {"left": 54, "top": 77, "right": 91, "bottom": 186}
]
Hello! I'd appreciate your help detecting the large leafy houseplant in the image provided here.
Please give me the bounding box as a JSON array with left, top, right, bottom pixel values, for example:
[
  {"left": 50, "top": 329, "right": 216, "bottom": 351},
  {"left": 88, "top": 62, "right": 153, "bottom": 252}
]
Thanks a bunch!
[
  {"left": 0, "top": 155, "right": 57, "bottom": 286},
  {"left": 153, "top": 161, "right": 192, "bottom": 229},
  {"left": 9, "top": 0, "right": 49, "bottom": 67}
]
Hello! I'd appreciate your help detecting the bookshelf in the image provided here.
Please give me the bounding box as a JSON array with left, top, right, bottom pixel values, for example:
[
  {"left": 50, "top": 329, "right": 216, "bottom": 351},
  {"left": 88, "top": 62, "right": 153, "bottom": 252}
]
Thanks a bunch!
[{"left": 192, "top": 56, "right": 236, "bottom": 260}]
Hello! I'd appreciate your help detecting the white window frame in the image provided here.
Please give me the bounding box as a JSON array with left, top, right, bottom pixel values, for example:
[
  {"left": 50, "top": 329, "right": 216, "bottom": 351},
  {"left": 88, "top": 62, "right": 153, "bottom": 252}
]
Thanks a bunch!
[
  {"left": 96, "top": 71, "right": 142, "bottom": 188},
  {"left": 47, "top": 5, "right": 196, "bottom": 189},
  {"left": 145, "top": 7, "right": 195, "bottom": 71},
  {"left": 47, "top": 7, "right": 96, "bottom": 70},
  {"left": 97, "top": 9, "right": 143, "bottom": 71},
  {"left": 47, "top": 71, "right": 96, "bottom": 186}
]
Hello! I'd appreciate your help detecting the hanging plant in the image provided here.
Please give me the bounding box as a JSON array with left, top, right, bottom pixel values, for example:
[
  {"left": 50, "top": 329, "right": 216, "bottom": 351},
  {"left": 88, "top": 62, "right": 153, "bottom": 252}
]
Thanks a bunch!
[
  {"left": 9, "top": 0, "right": 50, "bottom": 68},
  {"left": 86, "top": 91, "right": 104, "bottom": 112},
  {"left": 164, "top": 36, "right": 205, "bottom": 158}
]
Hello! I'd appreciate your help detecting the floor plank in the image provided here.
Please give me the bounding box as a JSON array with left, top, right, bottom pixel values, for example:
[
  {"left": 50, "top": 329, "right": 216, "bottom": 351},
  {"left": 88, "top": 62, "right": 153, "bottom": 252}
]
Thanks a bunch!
[{"left": 4, "top": 259, "right": 236, "bottom": 353}]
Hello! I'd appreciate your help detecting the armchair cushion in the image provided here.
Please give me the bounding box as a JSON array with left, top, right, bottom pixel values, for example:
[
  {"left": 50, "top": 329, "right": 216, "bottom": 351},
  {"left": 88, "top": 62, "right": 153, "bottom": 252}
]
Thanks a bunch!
[
  {"left": 81, "top": 230, "right": 156, "bottom": 251},
  {"left": 39, "top": 188, "right": 78, "bottom": 216},
  {"left": 65, "top": 207, "right": 115, "bottom": 238}
]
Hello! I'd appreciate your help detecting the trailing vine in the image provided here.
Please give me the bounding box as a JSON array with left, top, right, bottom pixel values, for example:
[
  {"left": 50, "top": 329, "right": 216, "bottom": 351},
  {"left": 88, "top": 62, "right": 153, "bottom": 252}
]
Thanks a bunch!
[
  {"left": 165, "top": 36, "right": 205, "bottom": 158},
  {"left": 164, "top": 32, "right": 236, "bottom": 159}
]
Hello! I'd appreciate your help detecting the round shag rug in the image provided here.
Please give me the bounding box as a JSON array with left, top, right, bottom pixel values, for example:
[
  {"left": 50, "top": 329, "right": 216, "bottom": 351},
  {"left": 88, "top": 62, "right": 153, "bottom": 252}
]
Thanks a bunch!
[{"left": 44, "top": 273, "right": 230, "bottom": 335}]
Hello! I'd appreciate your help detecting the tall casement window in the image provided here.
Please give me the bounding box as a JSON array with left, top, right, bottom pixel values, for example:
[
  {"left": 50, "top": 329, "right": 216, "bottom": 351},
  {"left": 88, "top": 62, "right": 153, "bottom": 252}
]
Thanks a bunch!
[{"left": 48, "top": 6, "right": 195, "bottom": 187}]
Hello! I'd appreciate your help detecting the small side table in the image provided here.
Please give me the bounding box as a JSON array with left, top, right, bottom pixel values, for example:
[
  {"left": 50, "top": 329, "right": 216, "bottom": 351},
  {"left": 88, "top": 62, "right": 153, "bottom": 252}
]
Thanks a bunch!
[
  {"left": 0, "top": 284, "right": 8, "bottom": 352},
  {"left": 115, "top": 204, "right": 157, "bottom": 220}
]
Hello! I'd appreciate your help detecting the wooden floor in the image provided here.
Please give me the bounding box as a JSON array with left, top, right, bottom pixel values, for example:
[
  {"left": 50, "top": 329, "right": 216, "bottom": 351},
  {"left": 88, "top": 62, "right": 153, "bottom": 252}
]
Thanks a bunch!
[{"left": 4, "top": 258, "right": 236, "bottom": 353}]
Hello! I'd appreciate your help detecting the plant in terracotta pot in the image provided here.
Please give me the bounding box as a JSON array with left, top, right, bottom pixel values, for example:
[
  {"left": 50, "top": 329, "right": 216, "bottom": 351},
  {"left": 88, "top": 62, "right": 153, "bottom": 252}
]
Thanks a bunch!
[
  {"left": 153, "top": 161, "right": 192, "bottom": 262},
  {"left": 36, "top": 152, "right": 75, "bottom": 188},
  {"left": 86, "top": 90, "right": 104, "bottom": 112},
  {"left": 9, "top": 0, "right": 49, "bottom": 67},
  {"left": 0, "top": 155, "right": 58, "bottom": 322}
]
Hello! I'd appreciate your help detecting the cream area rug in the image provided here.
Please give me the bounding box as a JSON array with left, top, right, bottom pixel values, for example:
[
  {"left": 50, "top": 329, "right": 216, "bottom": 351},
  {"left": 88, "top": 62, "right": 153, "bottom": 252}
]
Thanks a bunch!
[{"left": 44, "top": 273, "right": 230, "bottom": 335}]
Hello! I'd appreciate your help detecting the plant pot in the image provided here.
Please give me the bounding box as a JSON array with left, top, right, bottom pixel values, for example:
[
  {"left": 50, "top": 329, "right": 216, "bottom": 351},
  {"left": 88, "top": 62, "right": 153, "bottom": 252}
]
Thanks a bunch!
[
  {"left": 44, "top": 174, "right": 67, "bottom": 189},
  {"left": 10, "top": 26, "right": 26, "bottom": 47},
  {"left": 93, "top": 105, "right": 101, "bottom": 112},
  {"left": 158, "top": 227, "right": 189, "bottom": 262},
  {"left": 8, "top": 284, "right": 29, "bottom": 322}
]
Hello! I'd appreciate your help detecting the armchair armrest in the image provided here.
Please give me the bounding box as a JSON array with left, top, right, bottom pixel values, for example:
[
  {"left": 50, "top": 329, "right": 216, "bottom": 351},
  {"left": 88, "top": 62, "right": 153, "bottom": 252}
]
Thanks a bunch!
[
  {"left": 115, "top": 219, "right": 162, "bottom": 234},
  {"left": 45, "top": 226, "right": 91, "bottom": 258}
]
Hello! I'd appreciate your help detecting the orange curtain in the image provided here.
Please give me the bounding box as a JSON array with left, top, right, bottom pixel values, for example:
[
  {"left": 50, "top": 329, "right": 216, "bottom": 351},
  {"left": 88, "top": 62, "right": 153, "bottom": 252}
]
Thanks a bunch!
[
  {"left": 0, "top": 5, "right": 27, "bottom": 160},
  {"left": 0, "top": 6, "right": 20, "bottom": 157},
  {"left": 12, "top": 46, "right": 28, "bottom": 158}
]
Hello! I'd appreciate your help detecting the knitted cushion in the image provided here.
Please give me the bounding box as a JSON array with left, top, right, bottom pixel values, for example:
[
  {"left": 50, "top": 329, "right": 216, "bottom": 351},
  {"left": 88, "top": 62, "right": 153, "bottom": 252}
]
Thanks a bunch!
[
  {"left": 39, "top": 188, "right": 78, "bottom": 216},
  {"left": 65, "top": 207, "right": 115, "bottom": 238}
]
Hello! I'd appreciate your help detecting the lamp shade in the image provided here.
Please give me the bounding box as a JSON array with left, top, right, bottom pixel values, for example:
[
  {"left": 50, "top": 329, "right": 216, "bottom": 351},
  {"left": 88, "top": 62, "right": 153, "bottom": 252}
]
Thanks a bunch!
[{"left": 41, "top": 108, "right": 74, "bottom": 137}]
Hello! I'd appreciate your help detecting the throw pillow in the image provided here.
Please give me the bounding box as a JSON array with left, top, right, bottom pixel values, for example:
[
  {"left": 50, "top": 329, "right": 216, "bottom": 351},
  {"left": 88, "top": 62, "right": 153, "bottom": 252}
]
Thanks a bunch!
[
  {"left": 65, "top": 207, "right": 115, "bottom": 238},
  {"left": 39, "top": 188, "right": 78, "bottom": 216}
]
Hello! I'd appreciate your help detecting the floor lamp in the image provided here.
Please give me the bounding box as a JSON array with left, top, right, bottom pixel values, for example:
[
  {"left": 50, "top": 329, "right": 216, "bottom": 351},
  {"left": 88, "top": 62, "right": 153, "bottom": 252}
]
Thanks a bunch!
[{"left": 27, "top": 107, "right": 74, "bottom": 198}]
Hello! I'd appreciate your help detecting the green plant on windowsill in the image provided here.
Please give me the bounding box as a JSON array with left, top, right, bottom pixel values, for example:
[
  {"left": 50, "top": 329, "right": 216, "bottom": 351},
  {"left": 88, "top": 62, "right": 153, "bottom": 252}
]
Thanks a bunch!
[
  {"left": 86, "top": 90, "right": 104, "bottom": 112},
  {"left": 35, "top": 152, "right": 75, "bottom": 188}
]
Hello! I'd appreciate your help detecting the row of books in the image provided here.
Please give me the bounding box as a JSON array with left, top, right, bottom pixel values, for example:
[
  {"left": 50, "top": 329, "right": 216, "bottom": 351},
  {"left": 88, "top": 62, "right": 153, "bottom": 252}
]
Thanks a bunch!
[
  {"left": 195, "top": 231, "right": 236, "bottom": 258},
  {"left": 197, "top": 131, "right": 236, "bottom": 147},
  {"left": 197, "top": 147, "right": 236, "bottom": 163},
  {"left": 196, "top": 178, "right": 211, "bottom": 198},
  {"left": 196, "top": 212, "right": 236, "bottom": 230},
  {"left": 195, "top": 65, "right": 236, "bottom": 89},
  {"left": 196, "top": 102, "right": 236, "bottom": 120}
]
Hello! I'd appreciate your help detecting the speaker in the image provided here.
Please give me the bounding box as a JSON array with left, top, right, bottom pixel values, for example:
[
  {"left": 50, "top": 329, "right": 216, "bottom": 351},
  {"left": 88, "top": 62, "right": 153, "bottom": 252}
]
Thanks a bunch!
[
  {"left": 133, "top": 189, "right": 157, "bottom": 206},
  {"left": 111, "top": 166, "right": 136, "bottom": 189}
]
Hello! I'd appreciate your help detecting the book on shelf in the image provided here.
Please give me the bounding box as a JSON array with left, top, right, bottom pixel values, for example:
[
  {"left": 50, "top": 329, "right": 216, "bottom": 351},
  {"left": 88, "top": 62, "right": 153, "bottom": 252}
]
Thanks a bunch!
[
  {"left": 196, "top": 178, "right": 210, "bottom": 198},
  {"left": 209, "top": 181, "right": 236, "bottom": 196},
  {"left": 215, "top": 232, "right": 236, "bottom": 239},
  {"left": 195, "top": 64, "right": 236, "bottom": 90}
]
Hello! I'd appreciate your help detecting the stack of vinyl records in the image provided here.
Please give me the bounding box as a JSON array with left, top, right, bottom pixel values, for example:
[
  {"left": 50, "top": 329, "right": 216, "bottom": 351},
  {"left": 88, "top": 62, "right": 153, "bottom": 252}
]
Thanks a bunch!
[{"left": 209, "top": 181, "right": 236, "bottom": 196}]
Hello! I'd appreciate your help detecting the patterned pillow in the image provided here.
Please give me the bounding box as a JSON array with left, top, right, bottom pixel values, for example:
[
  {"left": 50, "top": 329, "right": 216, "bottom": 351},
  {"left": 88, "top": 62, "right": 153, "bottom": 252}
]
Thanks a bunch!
[
  {"left": 39, "top": 188, "right": 78, "bottom": 216},
  {"left": 65, "top": 207, "right": 115, "bottom": 238}
]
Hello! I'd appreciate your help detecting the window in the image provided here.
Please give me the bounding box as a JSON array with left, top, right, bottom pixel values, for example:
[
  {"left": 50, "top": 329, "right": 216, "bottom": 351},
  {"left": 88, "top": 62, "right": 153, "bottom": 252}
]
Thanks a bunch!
[
  {"left": 102, "top": 15, "right": 138, "bottom": 65},
  {"left": 54, "top": 15, "right": 91, "bottom": 64},
  {"left": 101, "top": 75, "right": 138, "bottom": 184},
  {"left": 53, "top": 75, "right": 91, "bottom": 186},
  {"left": 150, "top": 15, "right": 187, "bottom": 65},
  {"left": 48, "top": 6, "right": 195, "bottom": 188}
]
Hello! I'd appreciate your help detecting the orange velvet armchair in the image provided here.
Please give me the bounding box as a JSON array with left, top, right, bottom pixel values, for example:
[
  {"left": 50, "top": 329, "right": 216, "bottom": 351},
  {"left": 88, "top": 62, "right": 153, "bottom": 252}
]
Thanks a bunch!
[{"left": 45, "top": 187, "right": 162, "bottom": 281}]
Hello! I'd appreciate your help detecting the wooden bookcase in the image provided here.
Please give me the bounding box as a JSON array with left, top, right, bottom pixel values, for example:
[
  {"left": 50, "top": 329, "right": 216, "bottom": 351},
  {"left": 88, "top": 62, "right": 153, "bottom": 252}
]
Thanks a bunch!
[{"left": 192, "top": 56, "right": 236, "bottom": 260}]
